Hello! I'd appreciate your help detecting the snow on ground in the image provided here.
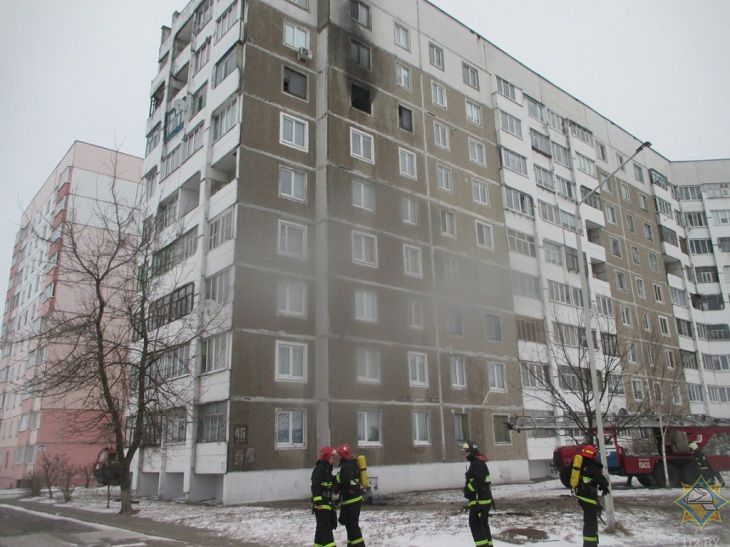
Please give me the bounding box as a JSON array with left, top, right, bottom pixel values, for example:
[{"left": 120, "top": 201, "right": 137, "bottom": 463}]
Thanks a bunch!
[{"left": 19, "top": 478, "right": 730, "bottom": 546}]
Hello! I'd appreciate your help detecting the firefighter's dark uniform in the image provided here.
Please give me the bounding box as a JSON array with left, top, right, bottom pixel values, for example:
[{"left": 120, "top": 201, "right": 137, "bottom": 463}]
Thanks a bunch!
[
  {"left": 693, "top": 447, "right": 725, "bottom": 486},
  {"left": 574, "top": 457, "right": 609, "bottom": 547},
  {"left": 311, "top": 458, "right": 336, "bottom": 547},
  {"left": 337, "top": 457, "right": 365, "bottom": 546},
  {"left": 463, "top": 452, "right": 493, "bottom": 547}
]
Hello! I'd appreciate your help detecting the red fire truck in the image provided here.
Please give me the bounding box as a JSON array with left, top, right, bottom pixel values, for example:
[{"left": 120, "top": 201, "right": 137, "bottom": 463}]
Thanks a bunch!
[{"left": 509, "top": 415, "right": 730, "bottom": 488}]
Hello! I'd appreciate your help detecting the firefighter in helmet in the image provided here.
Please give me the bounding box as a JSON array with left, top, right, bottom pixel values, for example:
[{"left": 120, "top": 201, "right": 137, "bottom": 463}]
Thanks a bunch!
[
  {"left": 311, "top": 446, "right": 337, "bottom": 547},
  {"left": 461, "top": 441, "right": 493, "bottom": 547},
  {"left": 335, "top": 443, "right": 365, "bottom": 546},
  {"left": 689, "top": 442, "right": 725, "bottom": 486},
  {"left": 573, "top": 445, "right": 609, "bottom": 547}
]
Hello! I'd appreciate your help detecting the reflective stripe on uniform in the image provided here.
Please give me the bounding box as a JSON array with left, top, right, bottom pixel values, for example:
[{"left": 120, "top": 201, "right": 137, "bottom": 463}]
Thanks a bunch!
[
  {"left": 583, "top": 536, "right": 598, "bottom": 542},
  {"left": 321, "top": 481, "right": 333, "bottom": 487},
  {"left": 575, "top": 494, "right": 597, "bottom": 505},
  {"left": 314, "top": 504, "right": 332, "bottom": 511},
  {"left": 467, "top": 499, "right": 492, "bottom": 507},
  {"left": 341, "top": 495, "right": 364, "bottom": 505},
  {"left": 474, "top": 539, "right": 493, "bottom": 546},
  {"left": 322, "top": 543, "right": 336, "bottom": 547},
  {"left": 467, "top": 481, "right": 476, "bottom": 492},
  {"left": 312, "top": 496, "right": 323, "bottom": 502},
  {"left": 582, "top": 476, "right": 594, "bottom": 484},
  {"left": 348, "top": 538, "right": 365, "bottom": 545}
]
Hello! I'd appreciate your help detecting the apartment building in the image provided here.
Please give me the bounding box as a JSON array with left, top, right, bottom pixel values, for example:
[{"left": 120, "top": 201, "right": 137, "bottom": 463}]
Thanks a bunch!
[
  {"left": 135, "top": 0, "right": 727, "bottom": 503},
  {"left": 0, "top": 142, "right": 142, "bottom": 488}
]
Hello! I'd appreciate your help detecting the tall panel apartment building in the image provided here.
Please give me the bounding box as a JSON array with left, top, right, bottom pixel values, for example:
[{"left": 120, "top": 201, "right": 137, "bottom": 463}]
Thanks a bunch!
[
  {"left": 138, "top": 0, "right": 728, "bottom": 503},
  {"left": 0, "top": 142, "right": 142, "bottom": 488}
]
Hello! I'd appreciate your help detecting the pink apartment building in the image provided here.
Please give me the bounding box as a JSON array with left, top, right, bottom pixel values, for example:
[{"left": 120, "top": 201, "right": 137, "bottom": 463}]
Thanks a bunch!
[{"left": 0, "top": 141, "right": 142, "bottom": 488}]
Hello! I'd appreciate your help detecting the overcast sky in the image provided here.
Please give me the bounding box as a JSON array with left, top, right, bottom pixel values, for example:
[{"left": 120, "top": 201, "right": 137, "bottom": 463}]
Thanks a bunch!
[{"left": 1, "top": 0, "right": 728, "bottom": 307}]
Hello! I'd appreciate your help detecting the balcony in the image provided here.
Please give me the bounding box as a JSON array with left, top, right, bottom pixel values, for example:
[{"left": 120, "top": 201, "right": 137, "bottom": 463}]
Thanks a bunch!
[
  {"left": 56, "top": 182, "right": 70, "bottom": 203},
  {"left": 51, "top": 209, "right": 66, "bottom": 229}
]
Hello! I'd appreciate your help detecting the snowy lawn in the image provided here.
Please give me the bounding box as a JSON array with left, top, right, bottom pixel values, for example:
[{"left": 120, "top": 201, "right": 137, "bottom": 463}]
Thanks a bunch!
[{"left": 19, "top": 477, "right": 730, "bottom": 546}]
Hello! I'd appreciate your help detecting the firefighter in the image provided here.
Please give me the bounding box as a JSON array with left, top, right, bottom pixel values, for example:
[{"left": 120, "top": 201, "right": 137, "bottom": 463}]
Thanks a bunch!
[
  {"left": 573, "top": 445, "right": 609, "bottom": 547},
  {"left": 311, "top": 446, "right": 337, "bottom": 547},
  {"left": 461, "top": 441, "right": 493, "bottom": 547},
  {"left": 336, "top": 443, "right": 365, "bottom": 546},
  {"left": 689, "top": 442, "right": 725, "bottom": 487}
]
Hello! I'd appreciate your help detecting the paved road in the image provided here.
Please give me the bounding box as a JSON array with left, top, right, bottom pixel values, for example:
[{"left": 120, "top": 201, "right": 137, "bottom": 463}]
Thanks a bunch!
[{"left": 0, "top": 504, "right": 180, "bottom": 546}]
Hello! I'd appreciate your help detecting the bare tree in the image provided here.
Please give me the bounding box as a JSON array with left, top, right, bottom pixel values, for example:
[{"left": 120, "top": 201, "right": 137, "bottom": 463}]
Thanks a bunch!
[
  {"left": 39, "top": 453, "right": 70, "bottom": 499},
  {"left": 515, "top": 303, "right": 633, "bottom": 443},
  {"left": 18, "top": 152, "right": 213, "bottom": 513}
]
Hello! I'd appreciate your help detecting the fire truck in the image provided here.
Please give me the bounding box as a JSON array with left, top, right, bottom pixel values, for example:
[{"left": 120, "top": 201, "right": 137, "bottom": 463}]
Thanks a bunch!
[{"left": 508, "top": 415, "right": 730, "bottom": 488}]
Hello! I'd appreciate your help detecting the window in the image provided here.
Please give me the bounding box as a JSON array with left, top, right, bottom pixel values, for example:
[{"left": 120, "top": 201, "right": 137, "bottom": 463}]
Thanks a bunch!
[
  {"left": 440, "top": 210, "right": 456, "bottom": 237},
  {"left": 653, "top": 283, "right": 664, "bottom": 303},
  {"left": 279, "top": 165, "right": 307, "bottom": 202},
  {"left": 642, "top": 313, "right": 651, "bottom": 331},
  {"left": 526, "top": 95, "right": 545, "bottom": 122},
  {"left": 632, "top": 379, "right": 645, "bottom": 402},
  {"left": 499, "top": 111, "right": 521, "bottom": 137},
  {"left": 687, "top": 383, "right": 704, "bottom": 402},
  {"left": 639, "top": 193, "right": 648, "bottom": 210},
  {"left": 276, "top": 341, "right": 307, "bottom": 381},
  {"left": 462, "top": 63, "right": 479, "bottom": 89},
  {"left": 212, "top": 96, "right": 237, "bottom": 140},
  {"left": 625, "top": 213, "right": 635, "bottom": 233},
  {"left": 521, "top": 362, "right": 548, "bottom": 388},
  {"left": 631, "top": 245, "right": 641, "bottom": 265},
  {"left": 659, "top": 315, "right": 670, "bottom": 336},
  {"left": 534, "top": 165, "right": 554, "bottom": 191},
  {"left": 633, "top": 163, "right": 645, "bottom": 183},
  {"left": 215, "top": 2, "right": 237, "bottom": 41},
  {"left": 601, "top": 332, "right": 618, "bottom": 356},
  {"left": 501, "top": 148, "right": 528, "bottom": 175},
  {"left": 352, "top": 231, "right": 378, "bottom": 267},
  {"left": 635, "top": 276, "right": 645, "bottom": 298},
  {"left": 352, "top": 180, "right": 374, "bottom": 211},
  {"left": 394, "top": 22, "right": 410, "bottom": 49},
  {"left": 357, "top": 411, "right": 381, "bottom": 445},
  {"left": 450, "top": 356, "right": 467, "bottom": 388},
  {"left": 676, "top": 318, "right": 693, "bottom": 337},
  {"left": 496, "top": 77, "right": 517, "bottom": 100},
  {"left": 164, "top": 408, "right": 187, "bottom": 444},
  {"left": 716, "top": 210, "right": 730, "bottom": 225},
  {"left": 548, "top": 280, "right": 583, "bottom": 307},
  {"left": 350, "top": 127, "right": 374, "bottom": 163},
  {"left": 557, "top": 176, "right": 577, "bottom": 201},
  {"left": 403, "top": 244, "right": 423, "bottom": 278},
  {"left": 643, "top": 223, "right": 654, "bottom": 241},
  {"left": 544, "top": 240, "right": 563, "bottom": 265},
  {"left": 431, "top": 82, "right": 447, "bottom": 107},
  {"left": 408, "top": 300, "right": 423, "bottom": 329},
  {"left": 399, "top": 148, "right": 417, "bottom": 179},
  {"left": 596, "top": 141, "right": 607, "bottom": 161},
  {"left": 472, "top": 180, "right": 489, "bottom": 205},
  {"left": 280, "top": 112, "right": 308, "bottom": 151},
  {"left": 689, "top": 239, "right": 713, "bottom": 255},
  {"left": 355, "top": 289, "right": 377, "bottom": 322},
  {"left": 429, "top": 42, "right": 444, "bottom": 69},
  {"left": 504, "top": 187, "right": 534, "bottom": 217},
  {"left": 485, "top": 314, "right": 502, "bottom": 342},
  {"left": 627, "top": 342, "right": 637, "bottom": 363},
  {"left": 278, "top": 280, "right": 307, "bottom": 317},
  {"left": 512, "top": 271, "right": 541, "bottom": 299},
  {"left": 468, "top": 138, "right": 486, "bottom": 166},
  {"left": 447, "top": 308, "right": 463, "bottom": 336},
  {"left": 276, "top": 409, "right": 305, "bottom": 448},
  {"left": 214, "top": 47, "right": 238, "bottom": 86},
  {"left": 408, "top": 352, "right": 428, "bottom": 387},
  {"left": 551, "top": 142, "right": 571, "bottom": 168},
  {"left": 413, "top": 411, "right": 430, "bottom": 444},
  {"left": 665, "top": 349, "right": 676, "bottom": 369},
  {"left": 200, "top": 332, "right": 229, "bottom": 373},
  {"left": 530, "top": 129, "right": 551, "bottom": 156},
  {"left": 695, "top": 266, "right": 719, "bottom": 283},
  {"left": 402, "top": 197, "right": 419, "bottom": 225},
  {"left": 605, "top": 204, "right": 617, "bottom": 224},
  {"left": 517, "top": 317, "right": 546, "bottom": 343},
  {"left": 575, "top": 153, "right": 597, "bottom": 177},
  {"left": 621, "top": 306, "right": 633, "bottom": 326},
  {"left": 466, "top": 100, "right": 482, "bottom": 125},
  {"left": 350, "top": 83, "right": 371, "bottom": 113},
  {"left": 193, "top": 39, "right": 211, "bottom": 73},
  {"left": 649, "top": 252, "right": 659, "bottom": 272},
  {"left": 350, "top": 39, "right": 371, "bottom": 69},
  {"left": 356, "top": 348, "right": 380, "bottom": 383},
  {"left": 396, "top": 64, "right": 411, "bottom": 89},
  {"left": 207, "top": 209, "right": 234, "bottom": 251},
  {"left": 434, "top": 122, "right": 450, "bottom": 149},
  {"left": 284, "top": 22, "right": 308, "bottom": 50},
  {"left": 609, "top": 236, "right": 622, "bottom": 258},
  {"left": 205, "top": 268, "right": 231, "bottom": 305},
  {"left": 434, "top": 164, "right": 452, "bottom": 191},
  {"left": 193, "top": 0, "right": 214, "bottom": 31},
  {"left": 198, "top": 401, "right": 226, "bottom": 443},
  {"left": 453, "top": 413, "right": 469, "bottom": 443},
  {"left": 493, "top": 415, "right": 511, "bottom": 444},
  {"left": 278, "top": 220, "right": 307, "bottom": 258},
  {"left": 398, "top": 105, "right": 413, "bottom": 132},
  {"left": 350, "top": 0, "right": 370, "bottom": 27},
  {"left": 489, "top": 363, "right": 505, "bottom": 392},
  {"left": 475, "top": 221, "right": 493, "bottom": 250}
]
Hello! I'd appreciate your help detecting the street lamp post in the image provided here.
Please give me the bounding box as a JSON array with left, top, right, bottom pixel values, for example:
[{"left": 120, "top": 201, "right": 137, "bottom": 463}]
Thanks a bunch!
[{"left": 573, "top": 141, "right": 651, "bottom": 528}]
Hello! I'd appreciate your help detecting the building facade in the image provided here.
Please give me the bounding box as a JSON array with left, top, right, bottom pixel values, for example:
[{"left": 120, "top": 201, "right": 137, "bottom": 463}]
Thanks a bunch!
[
  {"left": 0, "top": 142, "right": 142, "bottom": 488},
  {"left": 133, "top": 0, "right": 729, "bottom": 503}
]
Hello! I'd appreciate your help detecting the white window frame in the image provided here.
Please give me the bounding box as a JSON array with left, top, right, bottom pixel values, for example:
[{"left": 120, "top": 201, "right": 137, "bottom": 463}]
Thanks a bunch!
[
  {"left": 468, "top": 138, "right": 486, "bottom": 166},
  {"left": 408, "top": 351, "right": 428, "bottom": 387},
  {"left": 475, "top": 221, "right": 494, "bottom": 250},
  {"left": 409, "top": 300, "right": 423, "bottom": 329},
  {"left": 279, "top": 112, "right": 309, "bottom": 151},
  {"left": 403, "top": 244, "right": 423, "bottom": 278},
  {"left": 396, "top": 64, "right": 411, "bottom": 89},
  {"left": 275, "top": 409, "right": 306, "bottom": 449},
  {"left": 357, "top": 410, "right": 382, "bottom": 445},
  {"left": 356, "top": 348, "right": 381, "bottom": 383},
  {"left": 450, "top": 356, "right": 467, "bottom": 389},
  {"left": 393, "top": 22, "right": 410, "bottom": 50},
  {"left": 283, "top": 21, "right": 308, "bottom": 50},
  {"left": 351, "top": 180, "right": 375, "bottom": 212},
  {"left": 278, "top": 219, "right": 308, "bottom": 258},
  {"left": 466, "top": 100, "right": 482, "bottom": 126},
  {"left": 354, "top": 289, "right": 377, "bottom": 322},
  {"left": 436, "top": 164, "right": 452, "bottom": 191},
  {"left": 434, "top": 121, "right": 450, "bottom": 150},
  {"left": 472, "top": 179, "right": 489, "bottom": 205},
  {"left": 412, "top": 411, "right": 430, "bottom": 444},
  {"left": 440, "top": 209, "right": 456, "bottom": 238},
  {"left": 489, "top": 362, "right": 506, "bottom": 392},
  {"left": 399, "top": 147, "right": 417, "bottom": 179},
  {"left": 277, "top": 280, "right": 307, "bottom": 317},
  {"left": 659, "top": 315, "right": 670, "bottom": 337},
  {"left": 402, "top": 197, "right": 419, "bottom": 225},
  {"left": 279, "top": 165, "right": 307, "bottom": 202},
  {"left": 431, "top": 81, "right": 447, "bottom": 107},
  {"left": 200, "top": 332, "right": 230, "bottom": 374},
  {"left": 275, "top": 340, "right": 308, "bottom": 382},
  {"left": 351, "top": 230, "right": 378, "bottom": 267},
  {"left": 350, "top": 127, "right": 374, "bottom": 163}
]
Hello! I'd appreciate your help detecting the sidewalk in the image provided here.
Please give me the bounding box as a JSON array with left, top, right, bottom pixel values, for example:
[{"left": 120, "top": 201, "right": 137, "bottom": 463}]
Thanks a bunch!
[{"left": 1, "top": 497, "right": 260, "bottom": 546}]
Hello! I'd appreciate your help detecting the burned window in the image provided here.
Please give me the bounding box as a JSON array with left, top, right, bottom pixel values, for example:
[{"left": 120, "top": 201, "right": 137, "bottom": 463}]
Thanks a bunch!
[
  {"left": 398, "top": 105, "right": 413, "bottom": 132},
  {"left": 283, "top": 66, "right": 307, "bottom": 100},
  {"left": 351, "top": 82, "right": 371, "bottom": 113}
]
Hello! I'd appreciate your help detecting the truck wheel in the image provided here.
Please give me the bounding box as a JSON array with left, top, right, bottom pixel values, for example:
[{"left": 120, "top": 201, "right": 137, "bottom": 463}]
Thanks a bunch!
[
  {"left": 559, "top": 467, "right": 572, "bottom": 489},
  {"left": 652, "top": 463, "right": 680, "bottom": 488}
]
